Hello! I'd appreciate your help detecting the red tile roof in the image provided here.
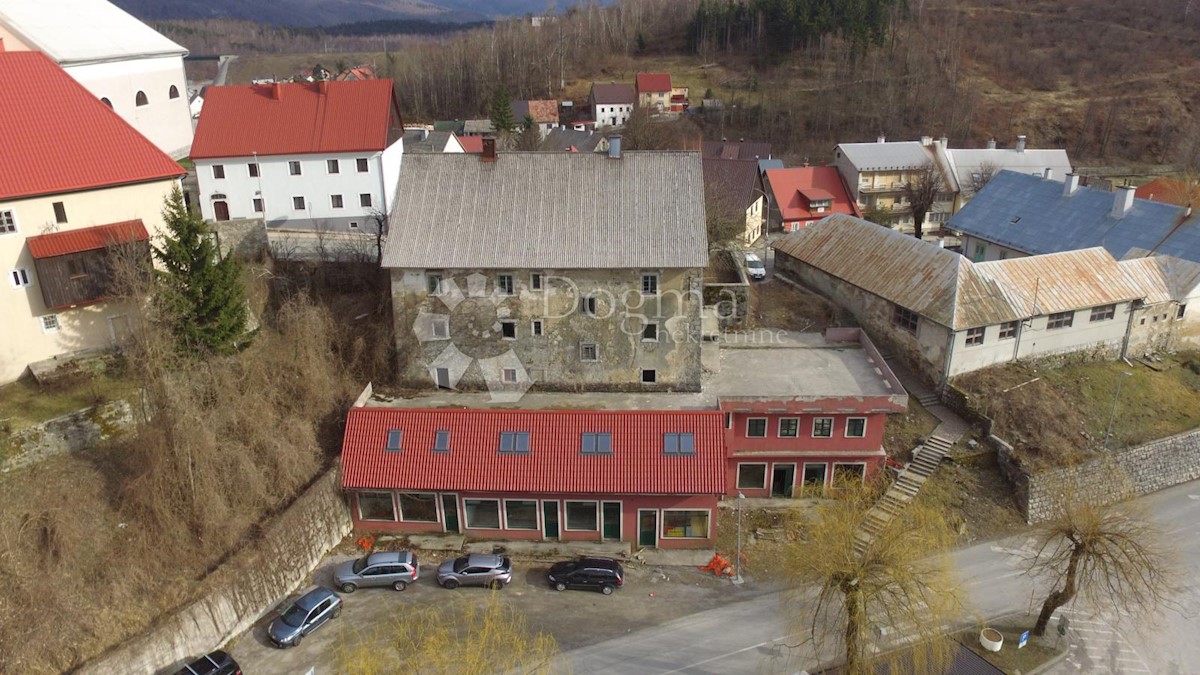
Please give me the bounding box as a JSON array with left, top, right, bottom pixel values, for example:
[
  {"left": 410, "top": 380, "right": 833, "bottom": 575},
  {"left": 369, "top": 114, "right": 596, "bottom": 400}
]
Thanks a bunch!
[
  {"left": 0, "top": 52, "right": 183, "bottom": 201},
  {"left": 190, "top": 79, "right": 401, "bottom": 159},
  {"left": 341, "top": 408, "right": 726, "bottom": 494},
  {"left": 637, "top": 73, "right": 672, "bottom": 93},
  {"left": 766, "top": 167, "right": 862, "bottom": 223},
  {"left": 1135, "top": 177, "right": 1194, "bottom": 206},
  {"left": 456, "top": 134, "right": 484, "bottom": 154},
  {"left": 26, "top": 220, "right": 148, "bottom": 259}
]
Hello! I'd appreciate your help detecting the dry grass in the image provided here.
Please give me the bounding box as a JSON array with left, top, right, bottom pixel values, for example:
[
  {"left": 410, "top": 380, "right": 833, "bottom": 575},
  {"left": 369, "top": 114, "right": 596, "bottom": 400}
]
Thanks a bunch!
[
  {"left": 0, "top": 360, "right": 139, "bottom": 433},
  {"left": 952, "top": 354, "right": 1200, "bottom": 469},
  {"left": 917, "top": 454, "right": 1027, "bottom": 544},
  {"left": 883, "top": 399, "right": 940, "bottom": 462},
  {"left": 745, "top": 279, "right": 848, "bottom": 332}
]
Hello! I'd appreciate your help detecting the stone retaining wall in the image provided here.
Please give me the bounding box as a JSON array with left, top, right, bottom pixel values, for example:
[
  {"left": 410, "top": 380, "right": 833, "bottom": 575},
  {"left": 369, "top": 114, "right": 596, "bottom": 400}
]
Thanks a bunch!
[
  {"left": 75, "top": 468, "right": 352, "bottom": 675},
  {"left": 3, "top": 400, "right": 135, "bottom": 472}
]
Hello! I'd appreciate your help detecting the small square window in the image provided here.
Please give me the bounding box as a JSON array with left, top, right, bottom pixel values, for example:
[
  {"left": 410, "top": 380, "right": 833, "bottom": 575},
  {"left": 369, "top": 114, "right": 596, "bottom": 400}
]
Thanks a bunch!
[
  {"left": 531, "top": 273, "right": 543, "bottom": 290},
  {"left": 10, "top": 268, "right": 32, "bottom": 287},
  {"left": 288, "top": 161, "right": 302, "bottom": 175},
  {"left": 433, "top": 430, "right": 451, "bottom": 453},
  {"left": 502, "top": 368, "right": 518, "bottom": 383},
  {"left": 846, "top": 418, "right": 867, "bottom": 438},
  {"left": 893, "top": 306, "right": 918, "bottom": 333},
  {"left": 813, "top": 417, "right": 834, "bottom": 438},
  {"left": 642, "top": 321, "right": 659, "bottom": 341},
  {"left": 746, "top": 418, "right": 767, "bottom": 438},
  {"left": 212, "top": 165, "right": 225, "bottom": 180},
  {"left": 580, "top": 342, "right": 598, "bottom": 362},
  {"left": 327, "top": 159, "right": 340, "bottom": 174},
  {"left": 965, "top": 326, "right": 985, "bottom": 346},
  {"left": 1090, "top": 304, "right": 1116, "bottom": 322},
  {"left": 998, "top": 321, "right": 1018, "bottom": 340},
  {"left": 292, "top": 196, "right": 305, "bottom": 210},
  {"left": 357, "top": 157, "right": 369, "bottom": 172},
  {"left": 331, "top": 194, "right": 344, "bottom": 209},
  {"left": 360, "top": 193, "right": 373, "bottom": 208},
  {"left": 385, "top": 429, "right": 403, "bottom": 452},
  {"left": 426, "top": 273, "right": 443, "bottom": 295},
  {"left": 531, "top": 319, "right": 543, "bottom": 336},
  {"left": 432, "top": 316, "right": 449, "bottom": 339},
  {"left": 0, "top": 209, "right": 16, "bottom": 234},
  {"left": 1047, "top": 311, "right": 1074, "bottom": 329},
  {"left": 252, "top": 198, "right": 264, "bottom": 212},
  {"left": 500, "top": 321, "right": 516, "bottom": 339},
  {"left": 348, "top": 221, "right": 359, "bottom": 229},
  {"left": 248, "top": 162, "right": 259, "bottom": 177},
  {"left": 497, "top": 274, "right": 514, "bottom": 295},
  {"left": 641, "top": 369, "right": 657, "bottom": 383},
  {"left": 52, "top": 201, "right": 67, "bottom": 224},
  {"left": 41, "top": 314, "right": 59, "bottom": 333},
  {"left": 779, "top": 418, "right": 799, "bottom": 437},
  {"left": 641, "top": 273, "right": 659, "bottom": 295}
]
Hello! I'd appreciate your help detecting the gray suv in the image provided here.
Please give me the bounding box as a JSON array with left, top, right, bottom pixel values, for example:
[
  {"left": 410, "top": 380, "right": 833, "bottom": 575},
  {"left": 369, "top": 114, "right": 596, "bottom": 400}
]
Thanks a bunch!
[
  {"left": 267, "top": 586, "right": 341, "bottom": 648},
  {"left": 334, "top": 551, "right": 419, "bottom": 592},
  {"left": 436, "top": 553, "right": 513, "bottom": 589}
]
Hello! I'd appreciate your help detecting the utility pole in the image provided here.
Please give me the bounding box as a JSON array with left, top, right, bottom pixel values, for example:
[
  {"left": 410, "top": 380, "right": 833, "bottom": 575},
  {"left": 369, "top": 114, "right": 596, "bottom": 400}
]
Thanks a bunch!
[
  {"left": 734, "top": 492, "right": 745, "bottom": 584},
  {"left": 1104, "top": 371, "right": 1133, "bottom": 449}
]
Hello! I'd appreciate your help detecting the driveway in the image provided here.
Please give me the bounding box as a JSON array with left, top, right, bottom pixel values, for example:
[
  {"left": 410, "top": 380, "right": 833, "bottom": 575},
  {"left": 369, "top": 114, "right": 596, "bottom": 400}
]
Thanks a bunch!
[{"left": 230, "top": 549, "right": 773, "bottom": 674}]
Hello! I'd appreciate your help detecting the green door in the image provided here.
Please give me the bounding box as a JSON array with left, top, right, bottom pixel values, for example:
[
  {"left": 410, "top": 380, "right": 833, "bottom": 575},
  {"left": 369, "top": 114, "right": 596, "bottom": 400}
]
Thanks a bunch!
[
  {"left": 638, "top": 510, "right": 657, "bottom": 548},
  {"left": 542, "top": 501, "right": 560, "bottom": 540},
  {"left": 602, "top": 502, "right": 621, "bottom": 540},
  {"left": 441, "top": 494, "right": 459, "bottom": 533}
]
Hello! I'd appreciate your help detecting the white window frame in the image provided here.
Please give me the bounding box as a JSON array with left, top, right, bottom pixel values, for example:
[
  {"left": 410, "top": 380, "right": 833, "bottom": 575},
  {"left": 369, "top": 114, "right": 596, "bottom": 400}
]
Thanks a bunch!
[
  {"left": 40, "top": 314, "right": 60, "bottom": 334},
  {"left": 497, "top": 273, "right": 515, "bottom": 296},
  {"left": 736, "top": 462, "right": 768, "bottom": 489},
  {"left": 564, "top": 500, "right": 600, "bottom": 532},
  {"left": 530, "top": 272, "right": 543, "bottom": 290},
  {"left": 0, "top": 209, "right": 17, "bottom": 235},
  {"left": 845, "top": 417, "right": 867, "bottom": 438},
  {"left": 531, "top": 319, "right": 543, "bottom": 336},
  {"left": 503, "top": 499, "right": 540, "bottom": 530},
  {"left": 463, "top": 498, "right": 502, "bottom": 529},
  {"left": 660, "top": 509, "right": 711, "bottom": 539},
  {"left": 778, "top": 417, "right": 799, "bottom": 438},
  {"left": 502, "top": 368, "right": 518, "bottom": 383},
  {"left": 812, "top": 416, "right": 834, "bottom": 438},
  {"left": 641, "top": 273, "right": 659, "bottom": 295},
  {"left": 1090, "top": 304, "right": 1116, "bottom": 322},
  {"left": 580, "top": 342, "right": 599, "bottom": 362},
  {"left": 832, "top": 462, "right": 868, "bottom": 485},
  {"left": 746, "top": 417, "right": 768, "bottom": 438},
  {"left": 965, "top": 326, "right": 985, "bottom": 346},
  {"left": 360, "top": 193, "right": 373, "bottom": 208},
  {"left": 356, "top": 157, "right": 369, "bottom": 173},
  {"left": 248, "top": 162, "right": 259, "bottom": 177},
  {"left": 289, "top": 160, "right": 302, "bottom": 175},
  {"left": 252, "top": 198, "right": 264, "bottom": 213},
  {"left": 212, "top": 164, "right": 225, "bottom": 179},
  {"left": 998, "top": 321, "right": 1018, "bottom": 340},
  {"left": 396, "top": 492, "right": 439, "bottom": 522},
  {"left": 10, "top": 268, "right": 32, "bottom": 288},
  {"left": 331, "top": 194, "right": 344, "bottom": 209},
  {"left": 1047, "top": 311, "right": 1074, "bottom": 330},
  {"left": 357, "top": 491, "right": 397, "bottom": 522},
  {"left": 327, "top": 158, "right": 340, "bottom": 174},
  {"left": 292, "top": 196, "right": 305, "bottom": 210},
  {"left": 802, "top": 462, "right": 829, "bottom": 488}
]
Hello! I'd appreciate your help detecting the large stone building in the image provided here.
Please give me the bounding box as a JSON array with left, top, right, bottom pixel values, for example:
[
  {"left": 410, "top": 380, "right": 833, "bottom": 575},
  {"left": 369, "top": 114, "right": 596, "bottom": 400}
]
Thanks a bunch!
[{"left": 381, "top": 142, "right": 708, "bottom": 393}]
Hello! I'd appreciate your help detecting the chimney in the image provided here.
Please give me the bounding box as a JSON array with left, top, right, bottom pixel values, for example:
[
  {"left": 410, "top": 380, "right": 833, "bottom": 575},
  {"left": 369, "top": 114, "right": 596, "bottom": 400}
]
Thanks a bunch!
[
  {"left": 921, "top": 135, "right": 933, "bottom": 146},
  {"left": 481, "top": 136, "right": 497, "bottom": 162},
  {"left": 1063, "top": 173, "right": 1080, "bottom": 196},
  {"left": 270, "top": 82, "right": 283, "bottom": 100},
  {"left": 986, "top": 138, "right": 996, "bottom": 150},
  {"left": 608, "top": 134, "right": 622, "bottom": 160},
  {"left": 1043, "top": 168, "right": 1053, "bottom": 180},
  {"left": 877, "top": 135, "right": 886, "bottom": 143},
  {"left": 421, "top": 128, "right": 429, "bottom": 141},
  {"left": 1112, "top": 185, "right": 1136, "bottom": 218},
  {"left": 1015, "top": 135, "right": 1027, "bottom": 153}
]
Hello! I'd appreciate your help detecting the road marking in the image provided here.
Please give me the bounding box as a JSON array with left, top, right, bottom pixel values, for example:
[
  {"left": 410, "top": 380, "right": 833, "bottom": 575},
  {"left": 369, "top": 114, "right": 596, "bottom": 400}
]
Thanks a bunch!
[{"left": 658, "top": 634, "right": 794, "bottom": 674}]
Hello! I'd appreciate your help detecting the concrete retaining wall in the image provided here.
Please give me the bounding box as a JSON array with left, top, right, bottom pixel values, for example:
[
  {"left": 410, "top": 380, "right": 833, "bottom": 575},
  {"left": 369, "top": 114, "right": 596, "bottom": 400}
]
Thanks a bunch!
[
  {"left": 75, "top": 468, "right": 352, "bottom": 675},
  {"left": 998, "top": 428, "right": 1200, "bottom": 523},
  {"left": 3, "top": 400, "right": 135, "bottom": 472}
]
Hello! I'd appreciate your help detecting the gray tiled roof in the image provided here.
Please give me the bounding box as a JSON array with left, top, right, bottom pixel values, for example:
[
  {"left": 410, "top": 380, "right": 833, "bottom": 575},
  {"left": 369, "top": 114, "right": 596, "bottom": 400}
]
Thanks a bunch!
[
  {"left": 836, "top": 141, "right": 933, "bottom": 171},
  {"left": 539, "top": 128, "right": 605, "bottom": 152},
  {"left": 401, "top": 130, "right": 456, "bottom": 153},
  {"left": 948, "top": 170, "right": 1200, "bottom": 263},
  {"left": 944, "top": 147, "right": 1072, "bottom": 194},
  {"left": 589, "top": 83, "right": 636, "bottom": 105},
  {"left": 702, "top": 140, "right": 773, "bottom": 161},
  {"left": 381, "top": 151, "right": 708, "bottom": 269}
]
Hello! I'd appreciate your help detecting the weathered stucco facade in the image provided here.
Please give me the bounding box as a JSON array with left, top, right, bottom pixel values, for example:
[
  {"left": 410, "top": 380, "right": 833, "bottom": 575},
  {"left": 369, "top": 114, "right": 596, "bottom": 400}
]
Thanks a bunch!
[{"left": 392, "top": 266, "right": 704, "bottom": 391}]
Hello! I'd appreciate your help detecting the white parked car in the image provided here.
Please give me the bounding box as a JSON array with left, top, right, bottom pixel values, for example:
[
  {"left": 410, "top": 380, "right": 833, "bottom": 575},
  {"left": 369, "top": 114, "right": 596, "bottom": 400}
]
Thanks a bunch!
[{"left": 745, "top": 253, "right": 767, "bottom": 280}]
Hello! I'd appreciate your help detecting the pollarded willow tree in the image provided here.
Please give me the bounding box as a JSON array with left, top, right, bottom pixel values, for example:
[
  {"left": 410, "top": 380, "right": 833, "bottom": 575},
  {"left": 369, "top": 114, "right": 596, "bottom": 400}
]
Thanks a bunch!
[{"left": 789, "top": 478, "right": 961, "bottom": 675}]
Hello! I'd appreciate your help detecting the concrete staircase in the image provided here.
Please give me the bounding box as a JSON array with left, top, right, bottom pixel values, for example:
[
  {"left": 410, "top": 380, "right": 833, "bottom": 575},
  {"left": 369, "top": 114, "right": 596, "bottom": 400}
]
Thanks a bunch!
[{"left": 853, "top": 434, "right": 954, "bottom": 558}]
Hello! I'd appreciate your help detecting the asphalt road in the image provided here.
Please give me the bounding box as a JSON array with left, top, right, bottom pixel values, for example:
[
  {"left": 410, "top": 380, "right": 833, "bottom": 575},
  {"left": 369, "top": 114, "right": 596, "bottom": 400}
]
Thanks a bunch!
[{"left": 562, "top": 479, "right": 1200, "bottom": 674}]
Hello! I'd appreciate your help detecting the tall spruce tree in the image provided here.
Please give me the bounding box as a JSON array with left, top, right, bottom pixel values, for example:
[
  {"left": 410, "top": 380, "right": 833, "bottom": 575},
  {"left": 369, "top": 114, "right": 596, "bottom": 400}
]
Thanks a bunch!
[
  {"left": 153, "top": 187, "right": 247, "bottom": 355},
  {"left": 489, "top": 85, "right": 517, "bottom": 135}
]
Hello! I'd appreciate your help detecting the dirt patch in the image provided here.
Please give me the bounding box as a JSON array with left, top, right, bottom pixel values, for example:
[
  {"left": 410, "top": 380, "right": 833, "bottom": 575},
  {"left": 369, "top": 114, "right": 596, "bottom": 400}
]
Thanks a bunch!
[
  {"left": 884, "top": 399, "right": 941, "bottom": 462},
  {"left": 952, "top": 354, "right": 1200, "bottom": 470},
  {"left": 745, "top": 279, "right": 848, "bottom": 333},
  {"left": 917, "top": 453, "right": 1028, "bottom": 543}
]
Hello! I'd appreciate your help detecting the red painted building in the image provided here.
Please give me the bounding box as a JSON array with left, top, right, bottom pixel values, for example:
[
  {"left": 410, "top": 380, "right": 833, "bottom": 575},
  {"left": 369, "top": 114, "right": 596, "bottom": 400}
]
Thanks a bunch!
[
  {"left": 764, "top": 166, "right": 862, "bottom": 232},
  {"left": 341, "top": 408, "right": 726, "bottom": 549}
]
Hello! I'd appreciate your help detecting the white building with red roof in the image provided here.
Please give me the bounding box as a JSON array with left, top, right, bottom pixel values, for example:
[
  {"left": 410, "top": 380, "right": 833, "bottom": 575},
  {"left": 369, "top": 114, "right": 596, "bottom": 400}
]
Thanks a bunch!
[
  {"left": 0, "top": 51, "right": 184, "bottom": 382},
  {"left": 0, "top": 0, "right": 194, "bottom": 158},
  {"left": 190, "top": 79, "right": 404, "bottom": 259}
]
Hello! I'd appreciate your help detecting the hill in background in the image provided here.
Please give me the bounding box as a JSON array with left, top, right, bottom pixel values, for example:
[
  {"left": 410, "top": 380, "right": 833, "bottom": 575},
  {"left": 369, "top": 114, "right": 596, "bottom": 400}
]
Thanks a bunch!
[{"left": 113, "top": 0, "right": 581, "bottom": 26}]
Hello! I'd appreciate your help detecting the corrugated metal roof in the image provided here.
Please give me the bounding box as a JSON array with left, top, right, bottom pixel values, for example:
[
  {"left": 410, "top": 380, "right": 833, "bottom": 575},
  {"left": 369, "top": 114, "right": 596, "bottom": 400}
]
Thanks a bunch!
[
  {"left": 0, "top": 52, "right": 184, "bottom": 201},
  {"left": 381, "top": 151, "right": 708, "bottom": 269},
  {"left": 836, "top": 141, "right": 934, "bottom": 171},
  {"left": 948, "top": 170, "right": 1200, "bottom": 263},
  {"left": 0, "top": 0, "right": 186, "bottom": 63},
  {"left": 636, "top": 73, "right": 672, "bottom": 93},
  {"left": 765, "top": 167, "right": 861, "bottom": 222},
  {"left": 26, "top": 220, "right": 148, "bottom": 259},
  {"left": 1119, "top": 251, "right": 1200, "bottom": 303},
  {"left": 703, "top": 158, "right": 759, "bottom": 219},
  {"left": 590, "top": 83, "right": 636, "bottom": 105},
  {"left": 190, "top": 80, "right": 398, "bottom": 159},
  {"left": 703, "top": 140, "right": 773, "bottom": 161},
  {"left": 401, "top": 130, "right": 456, "bottom": 153},
  {"left": 340, "top": 408, "right": 726, "bottom": 494},
  {"left": 772, "top": 215, "right": 1147, "bottom": 329},
  {"left": 464, "top": 119, "right": 494, "bottom": 134},
  {"left": 945, "top": 148, "right": 1072, "bottom": 195}
]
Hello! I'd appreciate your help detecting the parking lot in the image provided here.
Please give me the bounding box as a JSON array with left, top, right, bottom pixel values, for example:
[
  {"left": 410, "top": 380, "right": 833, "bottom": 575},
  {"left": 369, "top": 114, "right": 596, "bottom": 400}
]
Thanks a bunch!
[{"left": 230, "top": 547, "right": 771, "bottom": 674}]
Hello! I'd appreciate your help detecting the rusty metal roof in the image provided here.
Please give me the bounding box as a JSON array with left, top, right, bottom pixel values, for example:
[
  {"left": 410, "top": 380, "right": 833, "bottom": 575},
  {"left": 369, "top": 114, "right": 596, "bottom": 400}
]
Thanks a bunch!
[
  {"left": 772, "top": 214, "right": 1150, "bottom": 329},
  {"left": 1119, "top": 251, "right": 1200, "bottom": 304}
]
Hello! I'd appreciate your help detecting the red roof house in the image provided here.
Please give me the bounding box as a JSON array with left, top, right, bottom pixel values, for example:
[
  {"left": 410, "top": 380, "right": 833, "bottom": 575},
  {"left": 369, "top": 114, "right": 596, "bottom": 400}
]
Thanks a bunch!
[
  {"left": 636, "top": 73, "right": 672, "bottom": 94},
  {"left": 764, "top": 166, "right": 862, "bottom": 232},
  {"left": 1135, "top": 177, "right": 1196, "bottom": 207},
  {"left": 341, "top": 408, "right": 726, "bottom": 548},
  {"left": 455, "top": 134, "right": 484, "bottom": 154}
]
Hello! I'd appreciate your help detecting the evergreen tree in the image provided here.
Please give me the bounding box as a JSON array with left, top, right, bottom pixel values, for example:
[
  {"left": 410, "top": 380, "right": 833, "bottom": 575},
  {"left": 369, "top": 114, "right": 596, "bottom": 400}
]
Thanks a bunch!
[
  {"left": 153, "top": 187, "right": 247, "bottom": 355},
  {"left": 489, "top": 85, "right": 517, "bottom": 134}
]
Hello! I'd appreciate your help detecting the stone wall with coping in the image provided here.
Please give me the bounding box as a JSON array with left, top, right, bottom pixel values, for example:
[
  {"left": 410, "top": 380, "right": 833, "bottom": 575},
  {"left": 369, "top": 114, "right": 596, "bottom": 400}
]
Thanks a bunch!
[
  {"left": 2, "top": 400, "right": 134, "bottom": 472},
  {"left": 75, "top": 468, "right": 351, "bottom": 675}
]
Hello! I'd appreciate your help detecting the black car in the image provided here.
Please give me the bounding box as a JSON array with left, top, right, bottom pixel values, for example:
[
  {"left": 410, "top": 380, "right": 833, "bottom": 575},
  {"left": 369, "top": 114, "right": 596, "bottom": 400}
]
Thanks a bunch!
[
  {"left": 547, "top": 556, "right": 625, "bottom": 594},
  {"left": 175, "top": 650, "right": 241, "bottom": 675}
]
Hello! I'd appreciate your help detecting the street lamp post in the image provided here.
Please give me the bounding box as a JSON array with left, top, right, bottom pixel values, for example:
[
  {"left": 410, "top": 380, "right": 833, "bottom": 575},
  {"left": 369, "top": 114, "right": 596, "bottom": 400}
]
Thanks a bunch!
[
  {"left": 735, "top": 492, "right": 745, "bottom": 584},
  {"left": 1104, "top": 371, "right": 1133, "bottom": 449}
]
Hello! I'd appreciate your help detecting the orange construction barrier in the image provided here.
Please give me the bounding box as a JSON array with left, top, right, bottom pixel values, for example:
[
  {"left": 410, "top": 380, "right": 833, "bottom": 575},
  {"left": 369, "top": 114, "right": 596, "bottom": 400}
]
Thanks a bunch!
[{"left": 700, "top": 553, "right": 735, "bottom": 577}]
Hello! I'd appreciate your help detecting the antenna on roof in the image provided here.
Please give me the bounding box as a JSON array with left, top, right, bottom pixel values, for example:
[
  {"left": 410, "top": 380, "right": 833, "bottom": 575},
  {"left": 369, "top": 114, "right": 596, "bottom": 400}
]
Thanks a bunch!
[{"left": 1030, "top": 277, "right": 1041, "bottom": 319}]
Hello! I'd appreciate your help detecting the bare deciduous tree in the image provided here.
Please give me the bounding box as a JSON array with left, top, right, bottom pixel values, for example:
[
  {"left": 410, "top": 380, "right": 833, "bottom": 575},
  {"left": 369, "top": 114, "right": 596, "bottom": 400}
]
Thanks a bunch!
[
  {"left": 965, "top": 160, "right": 1000, "bottom": 197},
  {"left": 789, "top": 478, "right": 961, "bottom": 674},
  {"left": 1026, "top": 490, "right": 1174, "bottom": 637},
  {"left": 902, "top": 161, "right": 943, "bottom": 240}
]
